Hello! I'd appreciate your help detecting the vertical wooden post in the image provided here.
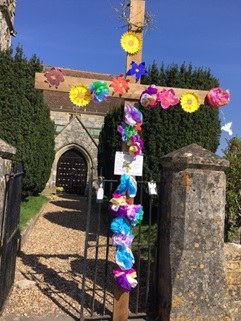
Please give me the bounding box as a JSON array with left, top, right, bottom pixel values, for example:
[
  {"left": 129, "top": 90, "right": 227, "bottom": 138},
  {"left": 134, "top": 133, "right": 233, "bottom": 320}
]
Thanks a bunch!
[{"left": 112, "top": 1, "right": 145, "bottom": 321}]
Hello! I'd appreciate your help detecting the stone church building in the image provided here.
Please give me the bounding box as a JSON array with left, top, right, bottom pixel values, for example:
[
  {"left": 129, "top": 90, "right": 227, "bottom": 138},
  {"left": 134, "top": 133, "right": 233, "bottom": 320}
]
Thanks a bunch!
[
  {"left": 0, "top": 0, "right": 123, "bottom": 195},
  {"left": 43, "top": 67, "right": 123, "bottom": 194}
]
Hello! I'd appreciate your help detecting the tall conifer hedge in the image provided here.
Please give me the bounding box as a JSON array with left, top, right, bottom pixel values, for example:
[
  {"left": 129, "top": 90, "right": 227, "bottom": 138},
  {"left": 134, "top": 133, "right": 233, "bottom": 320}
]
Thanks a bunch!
[
  {"left": 98, "top": 63, "right": 221, "bottom": 181},
  {"left": 0, "top": 47, "right": 55, "bottom": 196}
]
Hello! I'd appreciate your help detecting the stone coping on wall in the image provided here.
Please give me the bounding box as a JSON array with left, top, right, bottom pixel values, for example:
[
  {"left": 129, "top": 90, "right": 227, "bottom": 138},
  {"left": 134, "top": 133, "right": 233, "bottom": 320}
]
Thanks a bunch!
[{"left": 0, "top": 138, "right": 16, "bottom": 159}]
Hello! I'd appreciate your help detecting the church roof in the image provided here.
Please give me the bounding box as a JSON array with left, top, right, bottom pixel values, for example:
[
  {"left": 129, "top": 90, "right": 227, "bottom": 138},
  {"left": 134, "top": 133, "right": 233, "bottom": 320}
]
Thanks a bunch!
[{"left": 43, "top": 66, "right": 124, "bottom": 115}]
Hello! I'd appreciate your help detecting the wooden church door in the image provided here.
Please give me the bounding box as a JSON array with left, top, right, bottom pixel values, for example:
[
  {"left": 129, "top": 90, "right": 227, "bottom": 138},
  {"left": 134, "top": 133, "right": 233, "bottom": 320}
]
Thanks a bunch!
[{"left": 56, "top": 149, "right": 87, "bottom": 195}]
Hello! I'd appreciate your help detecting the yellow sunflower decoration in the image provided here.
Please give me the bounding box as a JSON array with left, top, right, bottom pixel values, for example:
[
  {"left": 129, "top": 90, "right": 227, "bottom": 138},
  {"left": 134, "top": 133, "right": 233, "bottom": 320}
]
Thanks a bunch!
[
  {"left": 120, "top": 32, "right": 142, "bottom": 54},
  {"left": 69, "top": 84, "right": 91, "bottom": 107},
  {"left": 180, "top": 92, "right": 200, "bottom": 113}
]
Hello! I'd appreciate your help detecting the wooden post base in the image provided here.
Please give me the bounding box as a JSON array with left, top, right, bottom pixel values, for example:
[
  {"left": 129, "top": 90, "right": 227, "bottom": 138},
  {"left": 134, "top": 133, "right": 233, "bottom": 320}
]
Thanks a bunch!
[{"left": 112, "top": 284, "right": 129, "bottom": 321}]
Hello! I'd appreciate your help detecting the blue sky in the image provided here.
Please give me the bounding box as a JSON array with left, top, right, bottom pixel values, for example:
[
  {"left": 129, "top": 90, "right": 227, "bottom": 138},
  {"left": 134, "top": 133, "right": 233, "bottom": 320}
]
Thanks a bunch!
[{"left": 11, "top": 0, "right": 241, "bottom": 155}]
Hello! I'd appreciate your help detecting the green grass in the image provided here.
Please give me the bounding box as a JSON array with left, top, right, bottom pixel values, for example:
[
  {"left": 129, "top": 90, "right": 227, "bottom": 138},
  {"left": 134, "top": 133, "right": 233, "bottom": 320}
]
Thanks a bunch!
[{"left": 19, "top": 195, "right": 48, "bottom": 231}]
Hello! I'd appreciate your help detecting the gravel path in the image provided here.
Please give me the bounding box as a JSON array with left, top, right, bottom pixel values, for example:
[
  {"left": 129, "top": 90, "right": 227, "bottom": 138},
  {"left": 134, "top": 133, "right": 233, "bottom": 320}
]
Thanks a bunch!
[{"left": 0, "top": 195, "right": 114, "bottom": 321}]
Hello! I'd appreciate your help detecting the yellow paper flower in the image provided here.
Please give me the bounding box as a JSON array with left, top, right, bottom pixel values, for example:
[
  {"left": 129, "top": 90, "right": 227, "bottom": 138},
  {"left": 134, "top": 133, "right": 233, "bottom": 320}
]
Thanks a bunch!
[
  {"left": 69, "top": 84, "right": 91, "bottom": 107},
  {"left": 120, "top": 32, "right": 142, "bottom": 54},
  {"left": 180, "top": 92, "right": 200, "bottom": 113}
]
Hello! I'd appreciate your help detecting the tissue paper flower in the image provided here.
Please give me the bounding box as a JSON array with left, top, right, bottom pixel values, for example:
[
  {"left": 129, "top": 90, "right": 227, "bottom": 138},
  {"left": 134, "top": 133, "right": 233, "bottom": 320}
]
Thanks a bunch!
[
  {"left": 115, "top": 173, "right": 137, "bottom": 198},
  {"left": 124, "top": 104, "right": 143, "bottom": 127},
  {"left": 112, "top": 233, "right": 134, "bottom": 247},
  {"left": 205, "top": 87, "right": 230, "bottom": 107},
  {"left": 120, "top": 32, "right": 142, "bottom": 54},
  {"left": 180, "top": 92, "right": 200, "bottom": 113},
  {"left": 117, "top": 123, "right": 136, "bottom": 142},
  {"left": 113, "top": 267, "right": 138, "bottom": 292},
  {"left": 128, "top": 134, "right": 143, "bottom": 157},
  {"left": 127, "top": 61, "right": 148, "bottom": 81},
  {"left": 157, "top": 88, "right": 179, "bottom": 109},
  {"left": 44, "top": 67, "right": 64, "bottom": 88},
  {"left": 109, "top": 195, "right": 127, "bottom": 206},
  {"left": 110, "top": 74, "right": 130, "bottom": 95},
  {"left": 115, "top": 246, "right": 135, "bottom": 270},
  {"left": 110, "top": 217, "right": 131, "bottom": 235},
  {"left": 109, "top": 204, "right": 128, "bottom": 217},
  {"left": 89, "top": 81, "right": 110, "bottom": 103},
  {"left": 69, "top": 84, "right": 92, "bottom": 107},
  {"left": 140, "top": 85, "right": 158, "bottom": 108},
  {"left": 126, "top": 204, "right": 144, "bottom": 226}
]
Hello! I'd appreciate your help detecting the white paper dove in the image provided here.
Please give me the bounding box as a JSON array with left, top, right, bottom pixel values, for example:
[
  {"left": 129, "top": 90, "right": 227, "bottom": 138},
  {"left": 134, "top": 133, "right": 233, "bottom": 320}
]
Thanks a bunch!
[{"left": 221, "top": 122, "right": 233, "bottom": 136}]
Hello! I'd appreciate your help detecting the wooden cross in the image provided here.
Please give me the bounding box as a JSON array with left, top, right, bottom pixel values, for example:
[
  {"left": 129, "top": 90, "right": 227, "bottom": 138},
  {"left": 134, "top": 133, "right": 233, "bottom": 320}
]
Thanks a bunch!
[{"left": 34, "top": 1, "right": 209, "bottom": 320}]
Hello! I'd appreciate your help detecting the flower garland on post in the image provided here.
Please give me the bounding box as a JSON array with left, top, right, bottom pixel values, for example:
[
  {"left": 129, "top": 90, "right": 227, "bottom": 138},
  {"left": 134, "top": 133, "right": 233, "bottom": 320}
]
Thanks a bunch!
[{"left": 109, "top": 104, "right": 144, "bottom": 292}]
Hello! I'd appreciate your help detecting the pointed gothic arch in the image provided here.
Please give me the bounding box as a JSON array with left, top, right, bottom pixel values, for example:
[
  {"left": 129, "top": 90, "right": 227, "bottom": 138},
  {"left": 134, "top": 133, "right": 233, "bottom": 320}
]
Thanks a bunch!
[{"left": 56, "top": 148, "right": 87, "bottom": 195}]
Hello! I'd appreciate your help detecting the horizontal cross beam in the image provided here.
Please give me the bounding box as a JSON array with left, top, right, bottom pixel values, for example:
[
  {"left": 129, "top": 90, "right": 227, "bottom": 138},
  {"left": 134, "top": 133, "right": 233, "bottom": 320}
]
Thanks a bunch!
[{"left": 35, "top": 72, "right": 209, "bottom": 104}]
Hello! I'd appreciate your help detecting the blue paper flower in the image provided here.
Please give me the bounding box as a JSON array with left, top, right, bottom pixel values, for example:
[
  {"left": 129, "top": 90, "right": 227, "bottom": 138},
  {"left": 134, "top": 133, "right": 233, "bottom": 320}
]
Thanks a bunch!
[
  {"left": 110, "top": 217, "right": 131, "bottom": 235},
  {"left": 115, "top": 246, "right": 135, "bottom": 270},
  {"left": 127, "top": 61, "right": 148, "bottom": 81}
]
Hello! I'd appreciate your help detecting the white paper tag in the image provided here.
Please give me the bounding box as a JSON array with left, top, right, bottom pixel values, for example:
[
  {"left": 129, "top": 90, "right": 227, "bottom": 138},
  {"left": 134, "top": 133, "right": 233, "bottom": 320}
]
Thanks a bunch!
[
  {"left": 96, "top": 184, "right": 104, "bottom": 202},
  {"left": 148, "top": 181, "right": 157, "bottom": 195}
]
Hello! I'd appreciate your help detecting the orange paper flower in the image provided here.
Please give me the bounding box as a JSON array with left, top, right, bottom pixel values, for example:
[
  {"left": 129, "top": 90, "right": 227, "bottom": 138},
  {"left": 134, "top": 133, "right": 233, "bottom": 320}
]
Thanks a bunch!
[{"left": 109, "top": 74, "right": 130, "bottom": 95}]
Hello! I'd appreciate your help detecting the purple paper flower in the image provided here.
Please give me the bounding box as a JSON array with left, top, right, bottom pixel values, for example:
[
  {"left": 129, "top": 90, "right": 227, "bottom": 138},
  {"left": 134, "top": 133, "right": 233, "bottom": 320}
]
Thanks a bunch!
[
  {"left": 127, "top": 61, "right": 148, "bottom": 81},
  {"left": 112, "top": 233, "right": 134, "bottom": 247},
  {"left": 124, "top": 105, "right": 143, "bottom": 126},
  {"left": 126, "top": 204, "right": 144, "bottom": 226},
  {"left": 113, "top": 267, "right": 138, "bottom": 292},
  {"left": 139, "top": 85, "right": 158, "bottom": 108},
  {"left": 109, "top": 204, "right": 128, "bottom": 217}
]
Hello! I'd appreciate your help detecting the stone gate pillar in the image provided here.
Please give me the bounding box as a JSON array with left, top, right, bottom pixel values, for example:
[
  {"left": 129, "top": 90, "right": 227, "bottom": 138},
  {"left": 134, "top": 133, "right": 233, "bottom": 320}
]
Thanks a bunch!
[
  {"left": 158, "top": 143, "right": 231, "bottom": 321},
  {"left": 0, "top": 138, "right": 16, "bottom": 240}
]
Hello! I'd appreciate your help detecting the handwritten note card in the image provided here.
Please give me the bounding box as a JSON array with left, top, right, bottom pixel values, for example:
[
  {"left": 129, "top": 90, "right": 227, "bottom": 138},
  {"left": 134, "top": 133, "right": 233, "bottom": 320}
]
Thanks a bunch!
[{"left": 114, "top": 152, "right": 143, "bottom": 176}]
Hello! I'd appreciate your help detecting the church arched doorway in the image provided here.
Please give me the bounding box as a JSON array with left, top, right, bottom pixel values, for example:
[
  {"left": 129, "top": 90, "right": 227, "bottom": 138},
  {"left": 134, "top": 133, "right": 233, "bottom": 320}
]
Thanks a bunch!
[{"left": 56, "top": 149, "right": 87, "bottom": 195}]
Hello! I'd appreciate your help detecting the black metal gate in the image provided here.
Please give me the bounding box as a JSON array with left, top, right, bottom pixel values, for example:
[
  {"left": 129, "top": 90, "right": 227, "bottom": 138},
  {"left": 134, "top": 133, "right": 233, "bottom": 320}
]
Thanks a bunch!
[
  {"left": 0, "top": 163, "right": 23, "bottom": 312},
  {"left": 80, "top": 176, "right": 159, "bottom": 320},
  {"left": 56, "top": 149, "right": 87, "bottom": 195}
]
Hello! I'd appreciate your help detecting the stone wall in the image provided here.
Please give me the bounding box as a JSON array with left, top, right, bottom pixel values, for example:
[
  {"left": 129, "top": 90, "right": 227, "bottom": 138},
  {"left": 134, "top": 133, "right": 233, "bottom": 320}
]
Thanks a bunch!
[{"left": 0, "top": 0, "right": 16, "bottom": 51}]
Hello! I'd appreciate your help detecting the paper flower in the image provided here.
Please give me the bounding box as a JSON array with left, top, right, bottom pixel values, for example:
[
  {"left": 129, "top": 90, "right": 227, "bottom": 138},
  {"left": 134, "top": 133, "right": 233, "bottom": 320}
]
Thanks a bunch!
[
  {"left": 180, "top": 92, "right": 200, "bottom": 113},
  {"left": 157, "top": 88, "right": 179, "bottom": 109},
  {"left": 127, "top": 134, "right": 143, "bottom": 157},
  {"left": 110, "top": 217, "right": 131, "bottom": 235},
  {"left": 115, "top": 246, "right": 135, "bottom": 270},
  {"left": 127, "top": 61, "right": 148, "bottom": 81},
  {"left": 109, "top": 195, "right": 127, "bottom": 206},
  {"left": 124, "top": 105, "right": 143, "bottom": 127},
  {"left": 113, "top": 267, "right": 138, "bottom": 292},
  {"left": 139, "top": 85, "right": 158, "bottom": 108},
  {"left": 109, "top": 204, "right": 128, "bottom": 217},
  {"left": 69, "top": 84, "right": 92, "bottom": 107},
  {"left": 120, "top": 32, "right": 142, "bottom": 54},
  {"left": 110, "top": 74, "right": 130, "bottom": 95},
  {"left": 89, "top": 81, "right": 110, "bottom": 103},
  {"left": 205, "top": 87, "right": 230, "bottom": 107},
  {"left": 221, "top": 122, "right": 233, "bottom": 135},
  {"left": 112, "top": 233, "right": 134, "bottom": 247},
  {"left": 117, "top": 123, "right": 136, "bottom": 142},
  {"left": 44, "top": 67, "right": 64, "bottom": 88},
  {"left": 126, "top": 204, "right": 144, "bottom": 226},
  {"left": 115, "top": 173, "right": 137, "bottom": 198}
]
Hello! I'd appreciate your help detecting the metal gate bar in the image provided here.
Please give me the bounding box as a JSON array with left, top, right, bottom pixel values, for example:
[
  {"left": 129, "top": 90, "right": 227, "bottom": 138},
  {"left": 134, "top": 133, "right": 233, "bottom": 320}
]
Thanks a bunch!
[
  {"left": 0, "top": 163, "right": 23, "bottom": 312},
  {"left": 80, "top": 177, "right": 158, "bottom": 320}
]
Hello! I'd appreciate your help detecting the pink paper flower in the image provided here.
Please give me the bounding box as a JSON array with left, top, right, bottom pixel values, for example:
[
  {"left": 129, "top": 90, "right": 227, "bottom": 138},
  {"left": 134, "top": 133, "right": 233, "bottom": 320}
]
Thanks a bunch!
[
  {"left": 44, "top": 67, "right": 64, "bottom": 88},
  {"left": 205, "top": 87, "right": 230, "bottom": 108},
  {"left": 157, "top": 89, "right": 179, "bottom": 109}
]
